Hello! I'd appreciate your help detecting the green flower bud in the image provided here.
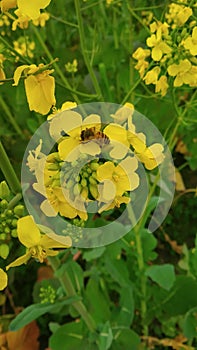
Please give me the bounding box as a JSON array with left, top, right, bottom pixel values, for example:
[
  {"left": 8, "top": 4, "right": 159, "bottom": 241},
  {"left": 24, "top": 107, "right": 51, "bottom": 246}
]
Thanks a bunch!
[
  {"left": 0, "top": 233, "right": 6, "bottom": 240},
  {"left": 47, "top": 163, "right": 59, "bottom": 171},
  {"left": 81, "top": 178, "right": 87, "bottom": 187},
  {"left": 73, "top": 184, "right": 81, "bottom": 196},
  {"left": 181, "top": 28, "right": 188, "bottom": 37},
  {"left": 91, "top": 172, "right": 97, "bottom": 179},
  {"left": 13, "top": 205, "right": 24, "bottom": 217},
  {"left": 6, "top": 219, "right": 12, "bottom": 225},
  {"left": 0, "top": 213, "right": 6, "bottom": 220},
  {"left": 67, "top": 179, "right": 74, "bottom": 189},
  {"left": 89, "top": 176, "right": 97, "bottom": 185},
  {"left": 87, "top": 167, "right": 92, "bottom": 174},
  {"left": 51, "top": 179, "right": 61, "bottom": 188},
  {"left": 0, "top": 199, "right": 8, "bottom": 209},
  {"left": 0, "top": 181, "right": 10, "bottom": 200},
  {"left": 11, "top": 219, "right": 18, "bottom": 228},
  {"left": 89, "top": 184, "right": 98, "bottom": 199},
  {"left": 81, "top": 187, "right": 88, "bottom": 199},
  {"left": 83, "top": 172, "right": 89, "bottom": 178},
  {"left": 6, "top": 210, "right": 13, "bottom": 217},
  {"left": 0, "top": 243, "right": 9, "bottom": 259},
  {"left": 47, "top": 153, "right": 59, "bottom": 162},
  {"left": 11, "top": 229, "right": 18, "bottom": 238},
  {"left": 4, "top": 226, "right": 10, "bottom": 234},
  {"left": 90, "top": 162, "right": 99, "bottom": 171}
]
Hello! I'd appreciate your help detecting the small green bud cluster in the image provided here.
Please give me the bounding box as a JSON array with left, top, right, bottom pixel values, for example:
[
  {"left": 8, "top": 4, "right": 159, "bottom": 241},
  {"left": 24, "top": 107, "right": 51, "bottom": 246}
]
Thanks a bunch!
[
  {"left": 0, "top": 197, "right": 25, "bottom": 259},
  {"left": 39, "top": 285, "right": 56, "bottom": 304}
]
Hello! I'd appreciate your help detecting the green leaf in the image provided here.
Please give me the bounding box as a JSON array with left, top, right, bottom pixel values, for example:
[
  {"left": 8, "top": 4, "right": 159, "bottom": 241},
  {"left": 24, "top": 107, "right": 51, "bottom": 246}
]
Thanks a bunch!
[
  {"left": 98, "top": 322, "right": 113, "bottom": 350},
  {"left": 145, "top": 264, "right": 175, "bottom": 291},
  {"left": 84, "top": 278, "right": 111, "bottom": 323},
  {"left": 83, "top": 247, "right": 106, "bottom": 261},
  {"left": 56, "top": 260, "right": 84, "bottom": 293},
  {"left": 141, "top": 229, "right": 158, "bottom": 262},
  {"left": 116, "top": 286, "right": 134, "bottom": 327},
  {"left": 104, "top": 257, "right": 130, "bottom": 287},
  {"left": 49, "top": 321, "right": 93, "bottom": 350},
  {"left": 183, "top": 307, "right": 197, "bottom": 340},
  {"left": 9, "top": 296, "right": 80, "bottom": 331},
  {"left": 111, "top": 329, "right": 141, "bottom": 350}
]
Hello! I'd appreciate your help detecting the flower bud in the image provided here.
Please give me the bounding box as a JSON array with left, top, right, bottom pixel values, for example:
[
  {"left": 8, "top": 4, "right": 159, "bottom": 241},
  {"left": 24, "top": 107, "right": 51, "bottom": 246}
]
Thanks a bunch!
[
  {"left": 6, "top": 210, "right": 13, "bottom": 217},
  {"left": 89, "top": 184, "right": 98, "bottom": 199},
  {"left": 0, "top": 181, "right": 10, "bottom": 200},
  {"left": 0, "top": 233, "right": 6, "bottom": 240},
  {"left": 81, "top": 178, "right": 87, "bottom": 187},
  {"left": 11, "top": 229, "right": 18, "bottom": 238},
  {"left": 4, "top": 226, "right": 10, "bottom": 235},
  {"left": 67, "top": 179, "right": 74, "bottom": 189},
  {"left": 0, "top": 199, "right": 8, "bottom": 209},
  {"left": 11, "top": 219, "right": 18, "bottom": 227},
  {"left": 73, "top": 184, "right": 81, "bottom": 196},
  {"left": 0, "top": 243, "right": 9, "bottom": 259},
  {"left": 47, "top": 163, "right": 59, "bottom": 171},
  {"left": 13, "top": 205, "right": 24, "bottom": 217},
  {"left": 90, "top": 162, "right": 99, "bottom": 171},
  {"left": 89, "top": 176, "right": 97, "bottom": 185},
  {"left": 81, "top": 187, "right": 88, "bottom": 199}
]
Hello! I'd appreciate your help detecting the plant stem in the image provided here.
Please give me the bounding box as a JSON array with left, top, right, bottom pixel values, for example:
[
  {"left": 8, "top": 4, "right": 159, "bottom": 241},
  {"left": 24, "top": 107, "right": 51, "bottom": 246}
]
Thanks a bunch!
[
  {"left": 128, "top": 204, "right": 148, "bottom": 336},
  {"left": 0, "top": 96, "right": 25, "bottom": 139},
  {"left": 0, "top": 141, "right": 21, "bottom": 194},
  {"left": 48, "top": 256, "right": 97, "bottom": 332},
  {"left": 74, "top": 0, "right": 103, "bottom": 101}
]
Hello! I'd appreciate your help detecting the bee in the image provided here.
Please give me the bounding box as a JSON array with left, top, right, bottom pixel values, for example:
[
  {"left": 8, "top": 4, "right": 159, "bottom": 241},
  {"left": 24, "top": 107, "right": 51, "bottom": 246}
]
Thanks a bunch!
[{"left": 80, "top": 127, "right": 110, "bottom": 145}]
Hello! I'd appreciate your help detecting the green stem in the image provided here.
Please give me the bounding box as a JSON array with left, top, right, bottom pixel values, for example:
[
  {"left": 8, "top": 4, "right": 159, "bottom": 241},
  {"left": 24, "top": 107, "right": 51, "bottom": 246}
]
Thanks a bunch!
[
  {"left": 74, "top": 0, "right": 103, "bottom": 101},
  {"left": 0, "top": 141, "right": 21, "bottom": 194},
  {"left": 48, "top": 256, "right": 97, "bottom": 332},
  {"left": 31, "top": 25, "right": 80, "bottom": 104},
  {"left": 121, "top": 77, "right": 141, "bottom": 104},
  {"left": 128, "top": 204, "right": 148, "bottom": 336},
  {"left": 0, "top": 96, "right": 25, "bottom": 139}
]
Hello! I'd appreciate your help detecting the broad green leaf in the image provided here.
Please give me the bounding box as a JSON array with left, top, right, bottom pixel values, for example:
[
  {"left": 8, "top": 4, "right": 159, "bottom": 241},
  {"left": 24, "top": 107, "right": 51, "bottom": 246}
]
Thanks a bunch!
[
  {"left": 141, "top": 229, "right": 158, "bottom": 262},
  {"left": 183, "top": 307, "right": 197, "bottom": 340},
  {"left": 111, "top": 329, "right": 140, "bottom": 350},
  {"left": 145, "top": 264, "right": 175, "bottom": 291},
  {"left": 84, "top": 279, "right": 111, "bottom": 323},
  {"left": 49, "top": 321, "right": 96, "bottom": 350},
  {"left": 116, "top": 286, "right": 134, "bottom": 327},
  {"left": 9, "top": 296, "right": 80, "bottom": 331},
  {"left": 56, "top": 260, "right": 84, "bottom": 293},
  {"left": 98, "top": 321, "right": 113, "bottom": 350},
  {"left": 83, "top": 247, "right": 106, "bottom": 261},
  {"left": 104, "top": 257, "right": 130, "bottom": 287}
]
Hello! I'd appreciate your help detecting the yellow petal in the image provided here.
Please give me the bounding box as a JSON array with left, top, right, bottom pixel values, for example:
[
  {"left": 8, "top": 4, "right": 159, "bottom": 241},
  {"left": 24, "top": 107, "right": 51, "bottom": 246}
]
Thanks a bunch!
[
  {"left": 17, "top": 0, "right": 51, "bottom": 19},
  {"left": 12, "top": 64, "right": 29, "bottom": 86},
  {"left": 40, "top": 234, "right": 72, "bottom": 249},
  {"left": 79, "top": 141, "right": 101, "bottom": 156},
  {"left": 97, "top": 162, "right": 115, "bottom": 182},
  {"left": 104, "top": 124, "right": 128, "bottom": 145},
  {"left": 58, "top": 137, "right": 79, "bottom": 161},
  {"left": 17, "top": 216, "right": 41, "bottom": 248},
  {"left": 0, "top": 269, "right": 8, "bottom": 290},
  {"left": 6, "top": 252, "right": 31, "bottom": 270},
  {"left": 1, "top": 0, "right": 16, "bottom": 11},
  {"left": 151, "top": 46, "right": 162, "bottom": 61},
  {"left": 40, "top": 199, "right": 58, "bottom": 217},
  {"left": 24, "top": 73, "right": 56, "bottom": 115}
]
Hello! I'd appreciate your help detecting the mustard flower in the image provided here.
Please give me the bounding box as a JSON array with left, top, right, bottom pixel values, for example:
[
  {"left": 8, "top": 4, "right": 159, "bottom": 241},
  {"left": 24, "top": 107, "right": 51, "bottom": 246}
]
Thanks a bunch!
[
  {"left": 6, "top": 216, "right": 72, "bottom": 270},
  {"left": 0, "top": 268, "right": 8, "bottom": 291},
  {"left": 132, "top": 47, "right": 150, "bottom": 77},
  {"left": 51, "top": 112, "right": 102, "bottom": 161},
  {"left": 17, "top": 0, "right": 51, "bottom": 20},
  {"left": 165, "top": 2, "right": 193, "bottom": 27},
  {"left": 155, "top": 75, "right": 169, "bottom": 96},
  {"left": 143, "top": 66, "right": 161, "bottom": 85},
  {"left": 48, "top": 101, "right": 77, "bottom": 120},
  {"left": 146, "top": 30, "right": 172, "bottom": 61},
  {"left": 13, "top": 64, "right": 56, "bottom": 114},
  {"left": 0, "top": 0, "right": 16, "bottom": 12},
  {"left": 183, "top": 26, "right": 197, "bottom": 56},
  {"left": 167, "top": 59, "right": 195, "bottom": 87},
  {"left": 97, "top": 156, "right": 139, "bottom": 197},
  {"left": 110, "top": 103, "right": 134, "bottom": 124},
  {"left": 136, "top": 143, "right": 165, "bottom": 170}
]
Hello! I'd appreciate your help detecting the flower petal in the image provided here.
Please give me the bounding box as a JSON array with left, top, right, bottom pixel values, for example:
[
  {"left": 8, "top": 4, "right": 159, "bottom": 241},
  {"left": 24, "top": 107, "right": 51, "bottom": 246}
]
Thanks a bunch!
[
  {"left": 97, "top": 162, "right": 115, "bottom": 181},
  {"left": 0, "top": 268, "right": 8, "bottom": 290},
  {"left": 12, "top": 65, "right": 29, "bottom": 86},
  {"left": 6, "top": 252, "right": 31, "bottom": 270},
  {"left": 17, "top": 0, "right": 51, "bottom": 19},
  {"left": 17, "top": 216, "right": 41, "bottom": 248},
  {"left": 58, "top": 137, "right": 79, "bottom": 161}
]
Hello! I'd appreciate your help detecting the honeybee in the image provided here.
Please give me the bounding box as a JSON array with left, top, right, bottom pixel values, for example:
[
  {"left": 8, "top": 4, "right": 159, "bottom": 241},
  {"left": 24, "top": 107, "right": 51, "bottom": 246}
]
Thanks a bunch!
[{"left": 80, "top": 127, "right": 110, "bottom": 145}]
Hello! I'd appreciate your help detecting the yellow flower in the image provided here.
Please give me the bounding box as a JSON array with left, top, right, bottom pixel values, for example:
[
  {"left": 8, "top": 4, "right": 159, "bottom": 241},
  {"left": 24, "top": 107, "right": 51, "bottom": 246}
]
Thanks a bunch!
[
  {"left": 104, "top": 123, "right": 129, "bottom": 159},
  {"left": 110, "top": 103, "right": 134, "bottom": 124},
  {"left": 13, "top": 64, "right": 56, "bottom": 114},
  {"left": 136, "top": 143, "right": 164, "bottom": 170},
  {"left": 53, "top": 112, "right": 102, "bottom": 161},
  {"left": 12, "top": 9, "right": 29, "bottom": 30},
  {"left": 41, "top": 187, "right": 88, "bottom": 221},
  {"left": 0, "top": 0, "right": 16, "bottom": 12},
  {"left": 150, "top": 21, "right": 169, "bottom": 36},
  {"left": 48, "top": 101, "right": 77, "bottom": 120},
  {"left": 147, "top": 30, "right": 172, "bottom": 61},
  {"left": 132, "top": 47, "right": 150, "bottom": 77},
  {"left": 65, "top": 59, "right": 78, "bottom": 73},
  {"left": 32, "top": 12, "right": 50, "bottom": 27},
  {"left": 0, "top": 268, "right": 8, "bottom": 291},
  {"left": 165, "top": 3, "right": 192, "bottom": 27},
  {"left": 0, "top": 66, "right": 6, "bottom": 85},
  {"left": 17, "top": 0, "right": 51, "bottom": 20},
  {"left": 183, "top": 26, "right": 197, "bottom": 56},
  {"left": 143, "top": 66, "right": 161, "bottom": 85},
  {"left": 6, "top": 216, "right": 72, "bottom": 270},
  {"left": 155, "top": 75, "right": 169, "bottom": 96},
  {"left": 97, "top": 156, "right": 139, "bottom": 198},
  {"left": 167, "top": 59, "right": 195, "bottom": 87}
]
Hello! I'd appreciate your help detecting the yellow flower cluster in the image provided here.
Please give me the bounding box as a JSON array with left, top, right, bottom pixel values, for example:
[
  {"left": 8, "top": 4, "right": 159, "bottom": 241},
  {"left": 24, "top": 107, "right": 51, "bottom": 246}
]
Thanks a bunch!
[
  {"left": 132, "top": 1, "right": 197, "bottom": 96},
  {"left": 0, "top": 215, "right": 71, "bottom": 290},
  {"left": 13, "top": 37, "right": 35, "bottom": 60},
  {"left": 27, "top": 104, "right": 164, "bottom": 221},
  {"left": 0, "top": 0, "right": 50, "bottom": 30}
]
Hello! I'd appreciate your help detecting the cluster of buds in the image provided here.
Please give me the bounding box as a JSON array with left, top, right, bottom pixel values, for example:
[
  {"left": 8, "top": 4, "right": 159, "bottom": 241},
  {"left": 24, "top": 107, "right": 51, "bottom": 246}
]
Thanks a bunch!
[{"left": 0, "top": 181, "right": 24, "bottom": 259}]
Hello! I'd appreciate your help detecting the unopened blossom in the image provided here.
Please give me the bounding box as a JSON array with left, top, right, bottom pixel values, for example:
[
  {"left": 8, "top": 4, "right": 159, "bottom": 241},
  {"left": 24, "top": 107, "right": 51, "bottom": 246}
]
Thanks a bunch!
[{"left": 155, "top": 75, "right": 169, "bottom": 96}]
